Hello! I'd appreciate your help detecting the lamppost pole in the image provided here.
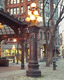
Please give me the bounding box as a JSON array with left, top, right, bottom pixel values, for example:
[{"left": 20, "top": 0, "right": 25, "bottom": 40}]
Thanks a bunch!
[
  {"left": 26, "top": 26, "right": 41, "bottom": 77},
  {"left": 25, "top": 2, "right": 42, "bottom": 77}
]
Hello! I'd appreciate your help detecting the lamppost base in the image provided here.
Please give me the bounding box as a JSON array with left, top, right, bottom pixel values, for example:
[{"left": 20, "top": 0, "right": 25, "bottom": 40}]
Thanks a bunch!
[
  {"left": 26, "top": 70, "right": 41, "bottom": 77},
  {"left": 26, "top": 62, "right": 41, "bottom": 77}
]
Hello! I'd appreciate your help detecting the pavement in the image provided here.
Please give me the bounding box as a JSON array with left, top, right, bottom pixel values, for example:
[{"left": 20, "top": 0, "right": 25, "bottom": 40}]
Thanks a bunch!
[{"left": 0, "top": 58, "right": 64, "bottom": 80}]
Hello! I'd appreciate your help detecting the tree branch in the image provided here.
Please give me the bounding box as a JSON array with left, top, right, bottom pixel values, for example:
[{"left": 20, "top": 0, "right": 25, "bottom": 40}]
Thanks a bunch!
[
  {"left": 48, "top": 0, "right": 61, "bottom": 26},
  {"left": 54, "top": 6, "right": 64, "bottom": 32}
]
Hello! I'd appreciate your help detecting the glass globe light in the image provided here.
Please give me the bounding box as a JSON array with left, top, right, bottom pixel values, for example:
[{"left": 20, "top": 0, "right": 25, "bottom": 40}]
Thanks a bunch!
[
  {"left": 13, "top": 39, "right": 17, "bottom": 42},
  {"left": 31, "top": 3, "right": 36, "bottom": 8},
  {"left": 37, "top": 16, "right": 43, "bottom": 22},
  {"left": 30, "top": 15, "right": 35, "bottom": 20},
  {"left": 28, "top": 11, "right": 32, "bottom": 16},
  {"left": 34, "top": 10, "right": 39, "bottom": 16},
  {"left": 25, "top": 17, "right": 30, "bottom": 22}
]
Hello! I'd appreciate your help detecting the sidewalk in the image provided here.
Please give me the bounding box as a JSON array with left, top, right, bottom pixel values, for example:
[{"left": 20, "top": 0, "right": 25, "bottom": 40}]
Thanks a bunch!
[{"left": 0, "top": 58, "right": 64, "bottom": 80}]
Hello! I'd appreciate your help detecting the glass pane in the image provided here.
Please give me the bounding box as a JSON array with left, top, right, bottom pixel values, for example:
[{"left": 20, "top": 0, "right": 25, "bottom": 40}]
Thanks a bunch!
[
  {"left": 10, "top": 8, "right": 13, "bottom": 15},
  {"left": 27, "top": 5, "right": 30, "bottom": 11},
  {"left": 21, "top": 0, "right": 23, "bottom": 2},
  {"left": 11, "top": 0, "right": 13, "bottom": 4},
  {"left": 21, "top": 7, "right": 23, "bottom": 13},
  {"left": 14, "top": 0, "right": 16, "bottom": 4},
  {"left": 17, "top": 0, "right": 19, "bottom": 3},
  {"left": 17, "top": 8, "right": 19, "bottom": 14},
  {"left": 14, "top": 8, "right": 16, "bottom": 14}
]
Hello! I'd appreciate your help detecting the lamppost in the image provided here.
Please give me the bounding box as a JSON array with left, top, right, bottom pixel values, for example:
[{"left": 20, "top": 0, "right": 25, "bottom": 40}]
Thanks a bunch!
[{"left": 25, "top": 3, "right": 42, "bottom": 77}]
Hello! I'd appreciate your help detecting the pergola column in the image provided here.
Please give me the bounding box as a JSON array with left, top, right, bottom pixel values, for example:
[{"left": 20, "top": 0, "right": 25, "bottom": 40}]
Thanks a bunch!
[{"left": 21, "top": 32, "right": 25, "bottom": 69}]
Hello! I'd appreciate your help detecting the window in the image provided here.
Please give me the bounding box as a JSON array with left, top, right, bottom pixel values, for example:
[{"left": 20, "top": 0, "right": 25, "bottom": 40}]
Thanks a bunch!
[
  {"left": 21, "top": 7, "right": 23, "bottom": 14},
  {"left": 10, "top": 8, "right": 13, "bottom": 14},
  {"left": 27, "top": 0, "right": 30, "bottom": 1},
  {"left": 53, "top": 4, "right": 56, "bottom": 8},
  {"left": 45, "top": 3, "right": 49, "bottom": 10},
  {"left": 10, "top": 8, "right": 19, "bottom": 15},
  {"left": 17, "top": 0, "right": 19, "bottom": 3},
  {"left": 11, "top": 0, "right": 19, "bottom": 4},
  {"left": 21, "top": 0, "right": 23, "bottom": 2},
  {"left": 43, "top": 32, "right": 45, "bottom": 40},
  {"left": 17, "top": 8, "right": 19, "bottom": 14},
  {"left": 7, "top": 9, "right": 9, "bottom": 12},
  {"left": 46, "top": 13, "right": 49, "bottom": 17},
  {"left": 11, "top": 0, "right": 13, "bottom": 4},
  {"left": 14, "top": 0, "right": 16, "bottom": 4},
  {"left": 14, "top": 8, "right": 16, "bottom": 14},
  {"left": 27, "top": 5, "right": 30, "bottom": 11},
  {"left": 40, "top": 32, "right": 42, "bottom": 40},
  {"left": 41, "top": 3, "right": 43, "bottom": 9},
  {"left": 7, "top": 0, "right": 9, "bottom": 5}
]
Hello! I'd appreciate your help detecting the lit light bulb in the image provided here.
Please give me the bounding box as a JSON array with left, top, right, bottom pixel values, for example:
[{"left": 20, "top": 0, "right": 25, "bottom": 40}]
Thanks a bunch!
[
  {"left": 25, "top": 17, "right": 30, "bottom": 22},
  {"left": 34, "top": 10, "right": 39, "bottom": 15},
  {"left": 30, "top": 15, "right": 35, "bottom": 20},
  {"left": 13, "top": 39, "right": 17, "bottom": 42},
  {"left": 28, "top": 11, "right": 32, "bottom": 16},
  {"left": 37, "top": 16, "right": 43, "bottom": 22},
  {"left": 31, "top": 3, "right": 36, "bottom": 8},
  {"left": 0, "top": 23, "right": 4, "bottom": 29}
]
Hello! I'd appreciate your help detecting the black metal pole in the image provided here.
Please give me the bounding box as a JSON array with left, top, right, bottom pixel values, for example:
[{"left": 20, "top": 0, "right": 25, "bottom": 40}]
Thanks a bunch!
[
  {"left": 16, "top": 40, "right": 19, "bottom": 64},
  {"left": 26, "top": 26, "right": 41, "bottom": 77},
  {"left": 25, "top": 38, "right": 28, "bottom": 62},
  {"left": 21, "top": 33, "right": 25, "bottom": 69}
]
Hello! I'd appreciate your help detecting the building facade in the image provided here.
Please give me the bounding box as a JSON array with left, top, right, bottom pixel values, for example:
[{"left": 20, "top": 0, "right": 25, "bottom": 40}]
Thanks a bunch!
[
  {"left": 5, "top": 0, "right": 39, "bottom": 20},
  {"left": 58, "top": 0, "right": 64, "bottom": 55}
]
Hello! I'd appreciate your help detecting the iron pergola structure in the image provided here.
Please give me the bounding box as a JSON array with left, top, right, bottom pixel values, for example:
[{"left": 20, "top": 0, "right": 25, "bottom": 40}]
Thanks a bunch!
[
  {"left": 0, "top": 9, "right": 28, "bottom": 40},
  {"left": 0, "top": 9, "right": 28, "bottom": 69}
]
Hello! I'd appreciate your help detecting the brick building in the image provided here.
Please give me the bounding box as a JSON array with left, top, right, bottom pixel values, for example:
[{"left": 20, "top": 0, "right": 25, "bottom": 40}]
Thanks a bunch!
[{"left": 5, "top": 0, "right": 39, "bottom": 20}]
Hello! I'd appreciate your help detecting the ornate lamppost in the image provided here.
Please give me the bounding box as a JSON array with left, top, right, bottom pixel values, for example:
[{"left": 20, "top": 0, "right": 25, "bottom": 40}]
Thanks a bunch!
[{"left": 25, "top": 3, "right": 42, "bottom": 77}]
